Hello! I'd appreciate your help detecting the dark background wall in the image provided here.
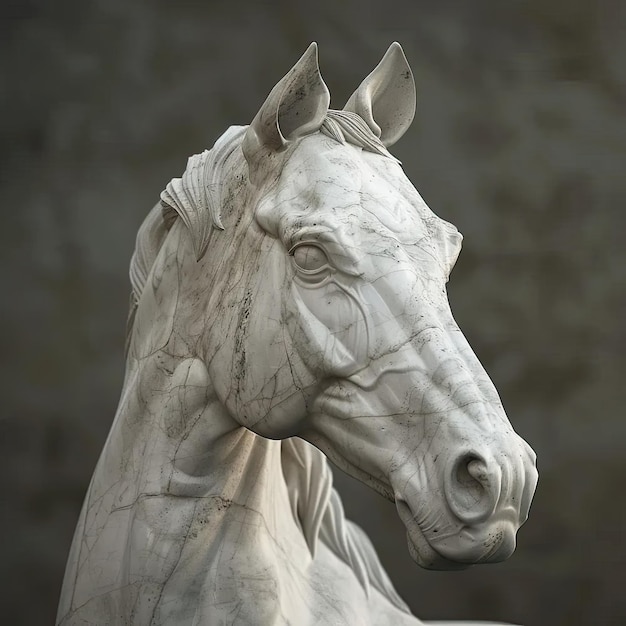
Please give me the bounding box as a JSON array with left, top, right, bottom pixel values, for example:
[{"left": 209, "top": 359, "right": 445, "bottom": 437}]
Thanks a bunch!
[{"left": 2, "top": 1, "right": 625, "bottom": 624}]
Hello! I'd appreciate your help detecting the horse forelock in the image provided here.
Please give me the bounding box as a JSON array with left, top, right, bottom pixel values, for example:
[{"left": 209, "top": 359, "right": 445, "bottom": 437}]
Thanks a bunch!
[{"left": 320, "top": 110, "right": 398, "bottom": 161}]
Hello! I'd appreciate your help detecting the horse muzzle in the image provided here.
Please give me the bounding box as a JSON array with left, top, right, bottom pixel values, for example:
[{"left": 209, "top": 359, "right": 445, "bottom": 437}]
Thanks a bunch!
[
  {"left": 395, "top": 439, "right": 538, "bottom": 570},
  {"left": 397, "top": 498, "right": 521, "bottom": 570}
]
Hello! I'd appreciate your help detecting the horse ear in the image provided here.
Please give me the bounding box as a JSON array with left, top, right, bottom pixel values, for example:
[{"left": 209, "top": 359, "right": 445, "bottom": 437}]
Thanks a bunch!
[
  {"left": 343, "top": 42, "right": 416, "bottom": 147},
  {"left": 243, "top": 43, "right": 330, "bottom": 162}
]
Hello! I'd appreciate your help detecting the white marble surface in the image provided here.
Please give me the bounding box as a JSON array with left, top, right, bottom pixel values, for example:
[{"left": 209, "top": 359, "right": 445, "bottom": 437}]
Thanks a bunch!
[{"left": 57, "top": 43, "right": 537, "bottom": 625}]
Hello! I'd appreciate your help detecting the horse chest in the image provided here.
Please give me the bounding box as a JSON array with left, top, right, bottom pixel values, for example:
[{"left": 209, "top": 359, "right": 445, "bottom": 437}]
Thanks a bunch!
[{"left": 143, "top": 499, "right": 418, "bottom": 625}]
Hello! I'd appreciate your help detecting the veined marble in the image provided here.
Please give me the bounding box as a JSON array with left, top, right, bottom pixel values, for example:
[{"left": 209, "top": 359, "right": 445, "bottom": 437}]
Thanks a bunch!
[{"left": 57, "top": 43, "right": 537, "bottom": 625}]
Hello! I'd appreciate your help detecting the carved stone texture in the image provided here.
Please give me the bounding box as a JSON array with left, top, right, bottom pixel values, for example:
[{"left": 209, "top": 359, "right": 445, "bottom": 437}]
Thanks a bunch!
[{"left": 57, "top": 43, "right": 538, "bottom": 625}]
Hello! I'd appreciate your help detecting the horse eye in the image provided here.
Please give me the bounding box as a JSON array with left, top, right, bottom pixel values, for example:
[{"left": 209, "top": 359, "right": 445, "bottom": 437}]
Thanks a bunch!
[{"left": 291, "top": 244, "right": 329, "bottom": 272}]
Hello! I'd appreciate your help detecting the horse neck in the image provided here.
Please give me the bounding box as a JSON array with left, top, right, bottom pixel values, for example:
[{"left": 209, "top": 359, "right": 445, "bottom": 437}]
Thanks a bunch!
[
  {"left": 112, "top": 204, "right": 336, "bottom": 553},
  {"left": 98, "top": 348, "right": 288, "bottom": 530}
]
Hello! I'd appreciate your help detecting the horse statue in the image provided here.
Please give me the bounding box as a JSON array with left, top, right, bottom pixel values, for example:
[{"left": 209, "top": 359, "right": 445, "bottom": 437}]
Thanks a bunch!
[{"left": 57, "top": 43, "right": 538, "bottom": 625}]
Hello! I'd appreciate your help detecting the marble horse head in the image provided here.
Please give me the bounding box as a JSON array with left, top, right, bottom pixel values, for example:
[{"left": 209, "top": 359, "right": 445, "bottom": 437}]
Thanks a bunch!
[{"left": 58, "top": 43, "right": 538, "bottom": 625}]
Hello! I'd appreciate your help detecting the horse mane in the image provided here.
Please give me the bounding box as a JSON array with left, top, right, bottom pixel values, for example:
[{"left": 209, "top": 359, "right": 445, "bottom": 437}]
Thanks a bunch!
[
  {"left": 281, "top": 438, "right": 410, "bottom": 613},
  {"left": 123, "top": 113, "right": 408, "bottom": 611},
  {"left": 125, "top": 125, "right": 246, "bottom": 347}
]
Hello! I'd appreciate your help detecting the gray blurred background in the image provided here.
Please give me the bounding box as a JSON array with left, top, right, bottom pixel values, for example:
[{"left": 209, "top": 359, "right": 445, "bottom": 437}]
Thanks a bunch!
[{"left": 2, "top": 1, "right": 625, "bottom": 624}]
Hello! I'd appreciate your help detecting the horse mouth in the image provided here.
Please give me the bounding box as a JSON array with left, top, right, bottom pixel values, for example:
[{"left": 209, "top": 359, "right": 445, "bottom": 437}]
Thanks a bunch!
[
  {"left": 396, "top": 499, "right": 517, "bottom": 570},
  {"left": 396, "top": 500, "right": 469, "bottom": 570}
]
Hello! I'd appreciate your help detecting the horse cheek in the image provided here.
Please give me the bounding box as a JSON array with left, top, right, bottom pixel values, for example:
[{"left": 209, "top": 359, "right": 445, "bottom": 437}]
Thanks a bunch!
[{"left": 286, "top": 281, "right": 366, "bottom": 378}]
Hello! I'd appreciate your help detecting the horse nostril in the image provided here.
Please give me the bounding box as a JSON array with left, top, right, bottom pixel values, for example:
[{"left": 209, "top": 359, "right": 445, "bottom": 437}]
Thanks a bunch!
[
  {"left": 466, "top": 458, "right": 488, "bottom": 484},
  {"left": 444, "top": 453, "right": 501, "bottom": 525}
]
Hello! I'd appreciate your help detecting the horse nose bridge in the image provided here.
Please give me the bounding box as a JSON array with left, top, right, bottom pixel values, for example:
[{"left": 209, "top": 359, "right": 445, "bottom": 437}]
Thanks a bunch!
[
  {"left": 409, "top": 324, "right": 487, "bottom": 397},
  {"left": 412, "top": 323, "right": 514, "bottom": 433}
]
